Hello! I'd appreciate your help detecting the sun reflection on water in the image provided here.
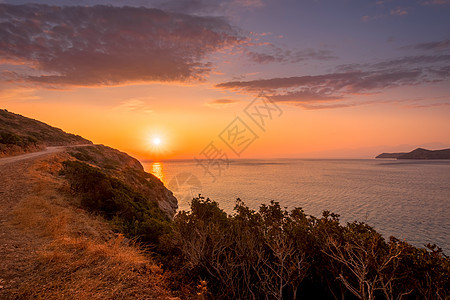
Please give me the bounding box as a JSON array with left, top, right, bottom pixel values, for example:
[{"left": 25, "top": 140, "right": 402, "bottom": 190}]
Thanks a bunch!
[{"left": 150, "top": 162, "right": 164, "bottom": 183}]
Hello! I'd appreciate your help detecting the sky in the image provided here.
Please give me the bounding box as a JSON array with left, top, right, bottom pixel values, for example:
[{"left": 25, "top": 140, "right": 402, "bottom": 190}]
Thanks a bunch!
[{"left": 0, "top": 0, "right": 449, "bottom": 160}]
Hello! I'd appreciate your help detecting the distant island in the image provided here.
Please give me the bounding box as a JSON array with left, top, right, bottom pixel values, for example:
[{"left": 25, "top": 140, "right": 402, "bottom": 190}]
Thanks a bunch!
[{"left": 376, "top": 148, "right": 450, "bottom": 159}]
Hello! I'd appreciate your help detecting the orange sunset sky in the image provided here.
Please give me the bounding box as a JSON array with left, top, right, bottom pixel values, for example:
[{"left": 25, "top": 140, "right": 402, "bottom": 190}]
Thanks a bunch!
[{"left": 1, "top": 1, "right": 449, "bottom": 160}]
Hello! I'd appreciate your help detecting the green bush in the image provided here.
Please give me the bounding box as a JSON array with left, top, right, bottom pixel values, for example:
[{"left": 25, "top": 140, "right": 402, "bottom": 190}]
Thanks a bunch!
[
  {"left": 0, "top": 131, "right": 38, "bottom": 147},
  {"left": 61, "top": 160, "right": 171, "bottom": 247},
  {"left": 68, "top": 151, "right": 94, "bottom": 163}
]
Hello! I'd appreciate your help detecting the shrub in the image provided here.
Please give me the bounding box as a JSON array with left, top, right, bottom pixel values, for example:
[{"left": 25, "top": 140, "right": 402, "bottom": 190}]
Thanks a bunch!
[
  {"left": 170, "top": 196, "right": 449, "bottom": 299},
  {"left": 0, "top": 131, "right": 38, "bottom": 148},
  {"left": 58, "top": 161, "right": 450, "bottom": 299},
  {"left": 61, "top": 160, "right": 171, "bottom": 247}
]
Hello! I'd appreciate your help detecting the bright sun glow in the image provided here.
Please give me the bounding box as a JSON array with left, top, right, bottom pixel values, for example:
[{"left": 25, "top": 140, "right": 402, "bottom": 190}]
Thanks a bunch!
[
  {"left": 146, "top": 130, "right": 170, "bottom": 157},
  {"left": 153, "top": 137, "right": 161, "bottom": 145}
]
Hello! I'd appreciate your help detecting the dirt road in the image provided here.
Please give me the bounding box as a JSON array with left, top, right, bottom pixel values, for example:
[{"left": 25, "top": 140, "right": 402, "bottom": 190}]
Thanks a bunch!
[
  {"left": 0, "top": 151, "right": 49, "bottom": 296},
  {"left": 0, "top": 145, "right": 87, "bottom": 296},
  {"left": 0, "top": 145, "right": 93, "bottom": 166}
]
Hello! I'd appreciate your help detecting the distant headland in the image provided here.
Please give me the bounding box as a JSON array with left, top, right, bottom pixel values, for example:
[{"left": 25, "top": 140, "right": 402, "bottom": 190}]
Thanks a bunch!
[{"left": 376, "top": 148, "right": 450, "bottom": 159}]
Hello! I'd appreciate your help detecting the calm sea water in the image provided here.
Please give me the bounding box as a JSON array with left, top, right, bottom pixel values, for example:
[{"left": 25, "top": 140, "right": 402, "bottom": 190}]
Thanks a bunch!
[{"left": 143, "top": 159, "right": 450, "bottom": 254}]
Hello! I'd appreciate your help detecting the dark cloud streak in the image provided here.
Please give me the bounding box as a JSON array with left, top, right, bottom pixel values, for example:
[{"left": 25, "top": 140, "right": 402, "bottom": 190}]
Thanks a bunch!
[
  {"left": 208, "top": 98, "right": 241, "bottom": 104},
  {"left": 216, "top": 54, "right": 450, "bottom": 109},
  {"left": 400, "top": 39, "right": 450, "bottom": 51},
  {"left": 246, "top": 48, "right": 336, "bottom": 64},
  {"left": 216, "top": 70, "right": 425, "bottom": 93}
]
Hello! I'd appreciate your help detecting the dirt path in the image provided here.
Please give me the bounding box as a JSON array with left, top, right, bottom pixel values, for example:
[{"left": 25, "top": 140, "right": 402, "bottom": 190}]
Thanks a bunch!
[
  {"left": 0, "top": 145, "right": 93, "bottom": 167},
  {"left": 0, "top": 146, "right": 89, "bottom": 295},
  {"left": 0, "top": 153, "right": 53, "bottom": 295},
  {"left": 0, "top": 147, "right": 64, "bottom": 167}
]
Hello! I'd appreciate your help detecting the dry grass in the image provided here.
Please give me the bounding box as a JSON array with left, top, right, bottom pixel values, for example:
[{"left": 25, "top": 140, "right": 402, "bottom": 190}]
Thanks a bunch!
[
  {"left": 6, "top": 153, "right": 177, "bottom": 299},
  {"left": 13, "top": 236, "right": 170, "bottom": 299}
]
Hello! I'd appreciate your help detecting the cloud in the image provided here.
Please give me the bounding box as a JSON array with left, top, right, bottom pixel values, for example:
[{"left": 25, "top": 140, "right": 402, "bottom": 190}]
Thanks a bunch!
[
  {"left": 390, "top": 7, "right": 408, "bottom": 16},
  {"left": 206, "top": 98, "right": 241, "bottom": 107},
  {"left": 361, "top": 5, "right": 408, "bottom": 22},
  {"left": 233, "top": 0, "right": 264, "bottom": 8},
  {"left": 216, "top": 70, "right": 425, "bottom": 93},
  {"left": 420, "top": 0, "right": 450, "bottom": 5},
  {"left": 336, "top": 55, "right": 450, "bottom": 71},
  {"left": 216, "top": 54, "right": 450, "bottom": 109},
  {"left": 401, "top": 39, "right": 450, "bottom": 51},
  {"left": 246, "top": 47, "right": 337, "bottom": 64},
  {"left": 269, "top": 89, "right": 343, "bottom": 104},
  {"left": 429, "top": 65, "right": 450, "bottom": 77},
  {"left": 404, "top": 102, "right": 450, "bottom": 108},
  {"left": 0, "top": 4, "right": 245, "bottom": 87},
  {"left": 2, "top": 0, "right": 265, "bottom": 13},
  {"left": 0, "top": 85, "right": 39, "bottom": 102},
  {"left": 209, "top": 98, "right": 240, "bottom": 104},
  {"left": 148, "top": 0, "right": 264, "bottom": 15},
  {"left": 360, "top": 14, "right": 387, "bottom": 22},
  {"left": 113, "top": 98, "right": 153, "bottom": 113}
]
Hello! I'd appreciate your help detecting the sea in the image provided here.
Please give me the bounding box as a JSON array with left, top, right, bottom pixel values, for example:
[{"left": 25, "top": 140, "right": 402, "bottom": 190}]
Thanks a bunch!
[{"left": 143, "top": 159, "right": 450, "bottom": 254}]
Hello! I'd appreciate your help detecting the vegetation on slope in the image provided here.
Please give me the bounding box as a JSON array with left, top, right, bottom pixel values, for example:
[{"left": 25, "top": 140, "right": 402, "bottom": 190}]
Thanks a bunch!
[
  {"left": 56, "top": 160, "right": 450, "bottom": 300},
  {"left": 165, "top": 197, "right": 449, "bottom": 299},
  {"left": 60, "top": 160, "right": 172, "bottom": 248},
  {"left": 57, "top": 150, "right": 450, "bottom": 299},
  {"left": 0, "top": 109, "right": 91, "bottom": 157},
  {"left": 68, "top": 145, "right": 178, "bottom": 218}
]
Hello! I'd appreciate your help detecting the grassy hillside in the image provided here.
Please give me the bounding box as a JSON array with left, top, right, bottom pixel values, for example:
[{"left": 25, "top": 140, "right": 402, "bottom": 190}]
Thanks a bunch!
[
  {"left": 0, "top": 109, "right": 91, "bottom": 157},
  {"left": 0, "top": 111, "right": 182, "bottom": 298},
  {"left": 0, "top": 153, "right": 175, "bottom": 299}
]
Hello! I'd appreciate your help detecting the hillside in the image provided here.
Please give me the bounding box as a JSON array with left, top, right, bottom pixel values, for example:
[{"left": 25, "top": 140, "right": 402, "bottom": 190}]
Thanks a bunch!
[
  {"left": 0, "top": 150, "right": 176, "bottom": 299},
  {"left": 67, "top": 144, "right": 178, "bottom": 218},
  {"left": 0, "top": 109, "right": 91, "bottom": 157},
  {"left": 376, "top": 147, "right": 450, "bottom": 159},
  {"left": 0, "top": 111, "right": 180, "bottom": 298},
  {"left": 0, "top": 109, "right": 177, "bottom": 218}
]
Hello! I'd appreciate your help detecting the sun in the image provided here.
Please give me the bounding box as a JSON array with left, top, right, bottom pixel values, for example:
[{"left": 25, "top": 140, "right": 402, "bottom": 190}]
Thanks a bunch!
[
  {"left": 145, "top": 131, "right": 170, "bottom": 157},
  {"left": 152, "top": 137, "right": 161, "bottom": 146}
]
